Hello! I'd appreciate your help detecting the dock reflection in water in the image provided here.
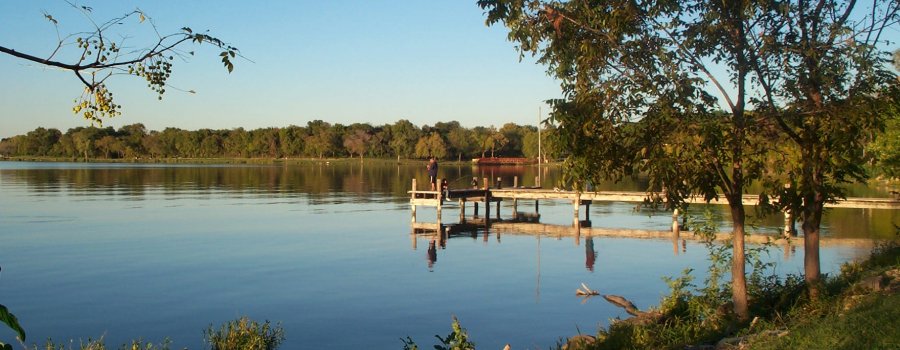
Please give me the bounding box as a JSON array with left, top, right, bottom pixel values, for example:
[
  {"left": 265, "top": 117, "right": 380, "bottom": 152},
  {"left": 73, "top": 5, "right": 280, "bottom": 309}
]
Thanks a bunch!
[{"left": 409, "top": 207, "right": 875, "bottom": 274}]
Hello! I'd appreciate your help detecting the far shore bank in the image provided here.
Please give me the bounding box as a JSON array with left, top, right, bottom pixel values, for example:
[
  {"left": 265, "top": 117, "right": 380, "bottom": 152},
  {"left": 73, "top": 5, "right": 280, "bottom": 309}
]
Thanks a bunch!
[{"left": 0, "top": 156, "right": 559, "bottom": 167}]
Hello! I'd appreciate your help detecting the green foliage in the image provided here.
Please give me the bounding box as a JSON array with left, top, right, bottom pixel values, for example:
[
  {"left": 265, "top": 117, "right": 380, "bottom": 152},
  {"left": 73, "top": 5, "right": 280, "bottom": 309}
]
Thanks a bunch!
[
  {"left": 203, "top": 317, "right": 284, "bottom": 350},
  {"left": 586, "top": 210, "right": 791, "bottom": 349},
  {"left": 0, "top": 305, "right": 25, "bottom": 347},
  {"left": 1, "top": 5, "right": 239, "bottom": 125},
  {"left": 0, "top": 266, "right": 25, "bottom": 349},
  {"left": 399, "top": 337, "right": 418, "bottom": 350},
  {"left": 303, "top": 120, "right": 340, "bottom": 158},
  {"left": 0, "top": 120, "right": 547, "bottom": 161},
  {"left": 434, "top": 316, "right": 475, "bottom": 350},
  {"left": 585, "top": 231, "right": 900, "bottom": 350},
  {"left": 477, "top": 1, "right": 777, "bottom": 321},
  {"left": 389, "top": 120, "right": 422, "bottom": 159},
  {"left": 22, "top": 317, "right": 287, "bottom": 350},
  {"left": 414, "top": 133, "right": 448, "bottom": 159},
  {"left": 867, "top": 87, "right": 900, "bottom": 177},
  {"left": 402, "top": 316, "right": 475, "bottom": 350},
  {"left": 480, "top": 0, "right": 897, "bottom": 310}
]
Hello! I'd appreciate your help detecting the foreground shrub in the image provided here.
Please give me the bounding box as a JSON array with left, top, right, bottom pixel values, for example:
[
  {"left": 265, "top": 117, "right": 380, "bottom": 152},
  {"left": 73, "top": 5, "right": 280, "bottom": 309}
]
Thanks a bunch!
[
  {"left": 203, "top": 316, "right": 284, "bottom": 350},
  {"left": 583, "top": 240, "right": 900, "bottom": 350},
  {"left": 34, "top": 338, "right": 170, "bottom": 350},
  {"left": 401, "top": 316, "right": 475, "bottom": 350},
  {"left": 31, "top": 316, "right": 284, "bottom": 350},
  {"left": 576, "top": 211, "right": 787, "bottom": 349}
]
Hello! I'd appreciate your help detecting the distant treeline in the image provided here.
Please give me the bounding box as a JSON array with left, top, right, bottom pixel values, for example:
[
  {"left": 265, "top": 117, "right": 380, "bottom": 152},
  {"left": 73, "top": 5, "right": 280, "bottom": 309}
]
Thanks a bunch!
[{"left": 0, "top": 120, "right": 562, "bottom": 160}]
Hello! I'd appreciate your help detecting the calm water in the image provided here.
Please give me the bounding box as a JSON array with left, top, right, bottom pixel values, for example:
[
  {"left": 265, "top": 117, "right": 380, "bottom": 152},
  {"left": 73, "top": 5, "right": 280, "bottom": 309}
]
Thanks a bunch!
[{"left": 0, "top": 161, "right": 893, "bottom": 349}]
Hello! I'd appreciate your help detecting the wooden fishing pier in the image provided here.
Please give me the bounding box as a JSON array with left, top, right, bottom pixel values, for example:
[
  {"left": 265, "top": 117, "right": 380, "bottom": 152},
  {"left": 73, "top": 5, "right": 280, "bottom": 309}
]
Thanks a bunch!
[{"left": 409, "top": 176, "right": 900, "bottom": 239}]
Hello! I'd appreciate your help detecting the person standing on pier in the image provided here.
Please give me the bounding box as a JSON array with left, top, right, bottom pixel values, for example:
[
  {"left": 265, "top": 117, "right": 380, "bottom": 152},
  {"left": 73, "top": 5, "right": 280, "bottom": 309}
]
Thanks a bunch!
[{"left": 427, "top": 156, "right": 438, "bottom": 191}]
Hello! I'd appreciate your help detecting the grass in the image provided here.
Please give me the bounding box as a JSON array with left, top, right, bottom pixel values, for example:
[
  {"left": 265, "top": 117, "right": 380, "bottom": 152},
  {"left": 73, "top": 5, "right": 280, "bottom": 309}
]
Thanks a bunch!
[
  {"left": 33, "top": 338, "right": 171, "bottom": 350},
  {"left": 28, "top": 317, "right": 283, "bottom": 350},
  {"left": 743, "top": 243, "right": 900, "bottom": 350},
  {"left": 747, "top": 292, "right": 900, "bottom": 350}
]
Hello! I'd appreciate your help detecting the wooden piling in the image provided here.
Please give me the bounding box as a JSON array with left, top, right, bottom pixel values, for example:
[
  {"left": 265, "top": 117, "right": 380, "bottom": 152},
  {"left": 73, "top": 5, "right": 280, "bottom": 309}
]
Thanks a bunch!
[
  {"left": 672, "top": 208, "right": 680, "bottom": 237},
  {"left": 573, "top": 192, "right": 581, "bottom": 227},
  {"left": 486, "top": 192, "right": 492, "bottom": 222},
  {"left": 782, "top": 183, "right": 796, "bottom": 237},
  {"left": 483, "top": 177, "right": 491, "bottom": 222},
  {"left": 783, "top": 210, "right": 796, "bottom": 237},
  {"left": 411, "top": 178, "right": 417, "bottom": 223},
  {"left": 512, "top": 176, "right": 519, "bottom": 219},
  {"left": 574, "top": 221, "right": 581, "bottom": 246},
  {"left": 436, "top": 178, "right": 442, "bottom": 222},
  {"left": 459, "top": 199, "right": 465, "bottom": 221},
  {"left": 584, "top": 200, "right": 591, "bottom": 222}
]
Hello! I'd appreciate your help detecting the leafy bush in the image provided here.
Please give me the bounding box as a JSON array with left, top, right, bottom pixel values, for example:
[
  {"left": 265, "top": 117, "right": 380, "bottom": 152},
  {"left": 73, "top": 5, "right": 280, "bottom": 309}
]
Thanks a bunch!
[
  {"left": 203, "top": 317, "right": 284, "bottom": 350},
  {"left": 1, "top": 266, "right": 26, "bottom": 350},
  {"left": 402, "top": 316, "right": 475, "bottom": 350},
  {"left": 586, "top": 210, "right": 785, "bottom": 349}
]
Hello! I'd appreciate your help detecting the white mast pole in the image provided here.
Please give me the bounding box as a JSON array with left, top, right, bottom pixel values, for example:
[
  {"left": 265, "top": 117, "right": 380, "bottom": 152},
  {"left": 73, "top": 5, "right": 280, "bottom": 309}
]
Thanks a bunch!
[{"left": 537, "top": 106, "right": 542, "bottom": 164}]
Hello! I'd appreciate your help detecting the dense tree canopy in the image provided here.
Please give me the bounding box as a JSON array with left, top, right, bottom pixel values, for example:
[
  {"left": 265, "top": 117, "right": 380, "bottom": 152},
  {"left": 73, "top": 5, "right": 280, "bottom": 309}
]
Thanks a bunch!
[
  {"left": 0, "top": 120, "right": 554, "bottom": 161},
  {"left": 480, "top": 0, "right": 898, "bottom": 317}
]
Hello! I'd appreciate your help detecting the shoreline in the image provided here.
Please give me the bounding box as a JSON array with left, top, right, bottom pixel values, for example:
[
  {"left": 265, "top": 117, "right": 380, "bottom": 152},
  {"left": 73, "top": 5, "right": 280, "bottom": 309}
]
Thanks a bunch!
[{"left": 0, "top": 156, "right": 558, "bottom": 167}]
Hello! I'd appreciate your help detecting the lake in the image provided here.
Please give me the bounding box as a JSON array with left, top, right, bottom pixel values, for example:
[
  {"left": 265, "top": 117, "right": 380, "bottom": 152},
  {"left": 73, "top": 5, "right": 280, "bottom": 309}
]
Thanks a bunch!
[{"left": 0, "top": 160, "right": 892, "bottom": 349}]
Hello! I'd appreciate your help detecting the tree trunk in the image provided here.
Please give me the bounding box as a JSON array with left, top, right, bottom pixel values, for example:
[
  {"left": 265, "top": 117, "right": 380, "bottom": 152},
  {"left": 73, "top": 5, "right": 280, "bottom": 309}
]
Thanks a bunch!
[
  {"left": 802, "top": 191, "right": 824, "bottom": 298},
  {"left": 730, "top": 201, "right": 749, "bottom": 321}
]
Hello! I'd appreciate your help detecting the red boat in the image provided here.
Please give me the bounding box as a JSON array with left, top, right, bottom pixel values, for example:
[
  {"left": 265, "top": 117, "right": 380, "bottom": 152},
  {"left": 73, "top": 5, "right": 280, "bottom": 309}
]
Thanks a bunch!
[{"left": 471, "top": 157, "right": 536, "bottom": 166}]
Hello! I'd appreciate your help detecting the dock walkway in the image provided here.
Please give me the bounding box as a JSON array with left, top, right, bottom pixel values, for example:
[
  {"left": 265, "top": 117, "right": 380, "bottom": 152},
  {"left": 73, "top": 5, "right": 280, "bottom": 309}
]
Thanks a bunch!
[{"left": 409, "top": 176, "right": 900, "bottom": 238}]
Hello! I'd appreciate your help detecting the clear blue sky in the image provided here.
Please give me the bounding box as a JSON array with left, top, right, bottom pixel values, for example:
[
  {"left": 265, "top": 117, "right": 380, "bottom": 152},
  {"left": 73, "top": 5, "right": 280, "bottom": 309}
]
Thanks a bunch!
[{"left": 0, "top": 1, "right": 562, "bottom": 138}]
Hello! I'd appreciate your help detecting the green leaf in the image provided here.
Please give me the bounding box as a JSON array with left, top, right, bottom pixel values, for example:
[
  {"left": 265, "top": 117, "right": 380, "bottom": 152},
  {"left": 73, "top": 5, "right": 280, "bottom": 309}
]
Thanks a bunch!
[{"left": 0, "top": 305, "right": 25, "bottom": 342}]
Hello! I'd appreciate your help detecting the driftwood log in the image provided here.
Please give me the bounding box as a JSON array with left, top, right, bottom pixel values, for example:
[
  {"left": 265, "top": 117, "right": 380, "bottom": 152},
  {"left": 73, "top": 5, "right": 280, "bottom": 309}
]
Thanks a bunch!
[
  {"left": 575, "top": 283, "right": 661, "bottom": 323},
  {"left": 602, "top": 295, "right": 643, "bottom": 316},
  {"left": 601, "top": 294, "right": 662, "bottom": 325}
]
